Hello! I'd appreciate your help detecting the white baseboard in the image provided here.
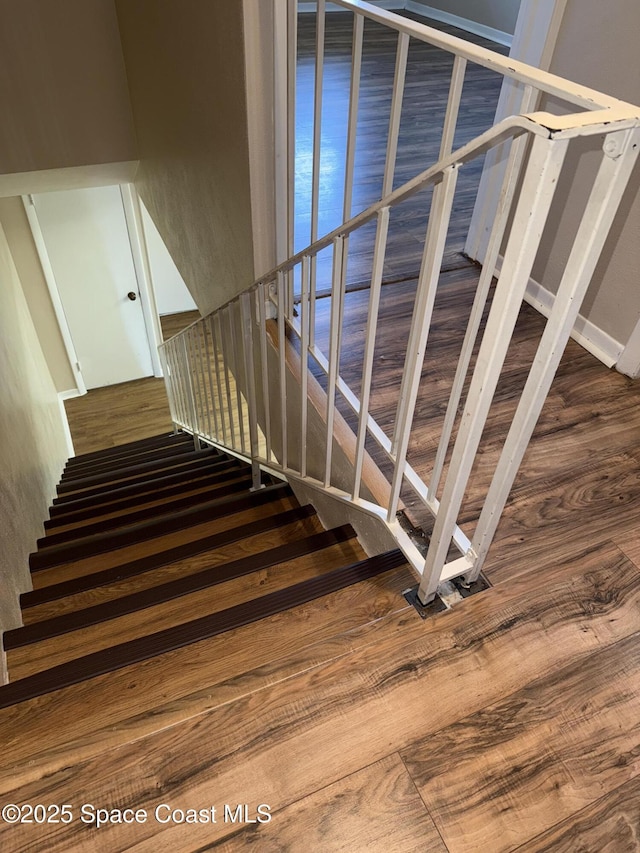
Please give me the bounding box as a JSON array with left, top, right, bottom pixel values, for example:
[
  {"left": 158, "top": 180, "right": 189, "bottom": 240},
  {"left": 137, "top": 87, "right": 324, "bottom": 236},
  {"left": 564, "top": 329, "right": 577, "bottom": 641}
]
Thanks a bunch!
[
  {"left": 404, "top": 1, "right": 512, "bottom": 46},
  {"left": 494, "top": 256, "right": 623, "bottom": 368},
  {"left": 298, "top": 1, "right": 405, "bottom": 11},
  {"left": 58, "top": 388, "right": 83, "bottom": 400}
]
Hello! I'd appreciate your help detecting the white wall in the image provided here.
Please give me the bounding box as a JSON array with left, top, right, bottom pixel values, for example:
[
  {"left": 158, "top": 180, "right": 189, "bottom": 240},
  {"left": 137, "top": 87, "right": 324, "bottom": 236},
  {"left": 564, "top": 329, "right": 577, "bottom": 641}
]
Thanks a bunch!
[
  {"left": 139, "top": 200, "right": 197, "bottom": 316},
  {"left": 0, "top": 220, "right": 69, "bottom": 669},
  {"left": 531, "top": 0, "right": 640, "bottom": 363}
]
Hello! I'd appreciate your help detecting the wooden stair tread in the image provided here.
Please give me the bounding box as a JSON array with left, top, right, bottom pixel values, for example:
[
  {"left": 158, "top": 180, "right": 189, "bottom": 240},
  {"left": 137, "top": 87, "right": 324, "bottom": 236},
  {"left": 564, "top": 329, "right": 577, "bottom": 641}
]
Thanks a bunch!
[
  {"left": 65, "top": 431, "right": 188, "bottom": 467},
  {"left": 38, "top": 473, "right": 253, "bottom": 546},
  {"left": 60, "top": 439, "right": 195, "bottom": 479},
  {"left": 52, "top": 451, "right": 228, "bottom": 506},
  {"left": 56, "top": 446, "right": 218, "bottom": 495},
  {"left": 30, "top": 482, "right": 293, "bottom": 571},
  {"left": 48, "top": 456, "right": 240, "bottom": 516},
  {"left": 27, "top": 496, "right": 305, "bottom": 593},
  {"left": 0, "top": 564, "right": 414, "bottom": 789},
  {"left": 0, "top": 550, "right": 408, "bottom": 709},
  {"left": 44, "top": 474, "right": 248, "bottom": 536},
  {"left": 8, "top": 535, "right": 367, "bottom": 679},
  {"left": 45, "top": 462, "right": 244, "bottom": 529},
  {"left": 30, "top": 494, "right": 301, "bottom": 589},
  {"left": 23, "top": 513, "right": 327, "bottom": 624},
  {"left": 8, "top": 525, "right": 359, "bottom": 648}
]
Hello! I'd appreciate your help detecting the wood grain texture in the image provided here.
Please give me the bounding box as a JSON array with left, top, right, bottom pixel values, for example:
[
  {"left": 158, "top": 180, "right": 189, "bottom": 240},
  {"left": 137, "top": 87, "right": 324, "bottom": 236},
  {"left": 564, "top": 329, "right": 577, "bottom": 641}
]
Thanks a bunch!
[
  {"left": 23, "top": 514, "right": 326, "bottom": 624},
  {"left": 38, "top": 474, "right": 252, "bottom": 547},
  {"left": 8, "top": 539, "right": 366, "bottom": 679},
  {"left": 8, "top": 527, "right": 359, "bottom": 649},
  {"left": 515, "top": 775, "right": 640, "bottom": 852},
  {"left": 214, "top": 754, "right": 447, "bottom": 852},
  {"left": 30, "top": 494, "right": 300, "bottom": 589},
  {"left": 401, "top": 628, "right": 640, "bottom": 853},
  {"left": 1, "top": 544, "right": 637, "bottom": 850},
  {"left": 64, "top": 376, "right": 175, "bottom": 455},
  {"left": 44, "top": 470, "right": 248, "bottom": 536},
  {"left": 0, "top": 566, "right": 414, "bottom": 794},
  {"left": 48, "top": 457, "right": 240, "bottom": 517}
]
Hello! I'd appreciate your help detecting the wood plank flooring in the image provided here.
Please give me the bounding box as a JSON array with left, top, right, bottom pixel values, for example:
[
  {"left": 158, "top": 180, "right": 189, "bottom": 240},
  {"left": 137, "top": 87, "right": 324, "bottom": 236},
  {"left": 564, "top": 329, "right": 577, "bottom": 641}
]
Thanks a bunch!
[
  {"left": 295, "top": 11, "right": 507, "bottom": 284},
  {"left": 8, "top": 11, "right": 639, "bottom": 853},
  {"left": 63, "top": 312, "right": 199, "bottom": 456}
]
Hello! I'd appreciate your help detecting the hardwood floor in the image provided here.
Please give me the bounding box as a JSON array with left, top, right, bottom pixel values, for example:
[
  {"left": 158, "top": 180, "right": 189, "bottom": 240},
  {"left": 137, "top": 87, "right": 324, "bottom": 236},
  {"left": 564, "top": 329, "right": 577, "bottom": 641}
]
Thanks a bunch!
[
  {"left": 295, "top": 11, "right": 507, "bottom": 284},
  {"left": 50, "top": 299, "right": 640, "bottom": 853},
  {"left": 18, "top": 12, "right": 638, "bottom": 853},
  {"left": 63, "top": 312, "right": 200, "bottom": 456}
]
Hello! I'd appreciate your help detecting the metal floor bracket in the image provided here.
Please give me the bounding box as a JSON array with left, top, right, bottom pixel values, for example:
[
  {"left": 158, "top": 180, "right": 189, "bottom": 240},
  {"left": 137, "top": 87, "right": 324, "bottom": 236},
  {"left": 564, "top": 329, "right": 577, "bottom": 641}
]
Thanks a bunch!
[
  {"left": 403, "top": 585, "right": 448, "bottom": 619},
  {"left": 403, "top": 571, "right": 492, "bottom": 619}
]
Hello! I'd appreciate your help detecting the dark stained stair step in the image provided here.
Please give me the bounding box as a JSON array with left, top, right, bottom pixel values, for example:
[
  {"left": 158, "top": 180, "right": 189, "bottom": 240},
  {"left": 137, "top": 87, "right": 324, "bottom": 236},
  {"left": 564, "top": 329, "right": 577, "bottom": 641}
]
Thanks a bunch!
[
  {"left": 29, "top": 482, "right": 294, "bottom": 572},
  {"left": 60, "top": 440, "right": 196, "bottom": 480},
  {"left": 45, "top": 463, "right": 247, "bottom": 531},
  {"left": 57, "top": 447, "right": 218, "bottom": 494},
  {"left": 49, "top": 456, "right": 242, "bottom": 515},
  {"left": 51, "top": 452, "right": 230, "bottom": 506},
  {"left": 22, "top": 504, "right": 318, "bottom": 607},
  {"left": 38, "top": 474, "right": 254, "bottom": 548},
  {"left": 0, "top": 549, "right": 408, "bottom": 709},
  {"left": 6, "top": 526, "right": 358, "bottom": 648},
  {"left": 64, "top": 432, "right": 189, "bottom": 468}
]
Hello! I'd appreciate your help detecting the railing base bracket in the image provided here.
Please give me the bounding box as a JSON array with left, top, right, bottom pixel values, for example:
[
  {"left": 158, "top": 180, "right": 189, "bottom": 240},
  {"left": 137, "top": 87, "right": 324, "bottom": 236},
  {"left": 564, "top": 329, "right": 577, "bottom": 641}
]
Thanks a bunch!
[
  {"left": 403, "top": 585, "right": 448, "bottom": 620},
  {"left": 453, "top": 572, "right": 492, "bottom": 598}
]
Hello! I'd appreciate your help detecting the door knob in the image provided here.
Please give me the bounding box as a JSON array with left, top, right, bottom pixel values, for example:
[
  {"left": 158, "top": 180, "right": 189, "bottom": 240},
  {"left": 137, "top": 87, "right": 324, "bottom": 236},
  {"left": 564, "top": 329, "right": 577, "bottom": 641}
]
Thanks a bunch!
[{"left": 127, "top": 291, "right": 138, "bottom": 301}]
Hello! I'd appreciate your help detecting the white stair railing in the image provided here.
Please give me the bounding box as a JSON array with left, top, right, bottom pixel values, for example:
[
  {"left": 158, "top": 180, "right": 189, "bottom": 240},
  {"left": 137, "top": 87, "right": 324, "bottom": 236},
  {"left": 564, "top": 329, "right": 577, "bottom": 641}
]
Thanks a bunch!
[{"left": 160, "top": 0, "right": 639, "bottom": 604}]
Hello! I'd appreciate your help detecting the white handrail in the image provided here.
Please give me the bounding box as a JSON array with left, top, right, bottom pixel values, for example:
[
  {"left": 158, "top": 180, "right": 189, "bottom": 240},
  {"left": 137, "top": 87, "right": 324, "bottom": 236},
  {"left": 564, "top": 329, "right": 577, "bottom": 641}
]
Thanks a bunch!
[
  {"left": 331, "top": 0, "right": 639, "bottom": 115},
  {"left": 160, "top": 2, "right": 640, "bottom": 605}
]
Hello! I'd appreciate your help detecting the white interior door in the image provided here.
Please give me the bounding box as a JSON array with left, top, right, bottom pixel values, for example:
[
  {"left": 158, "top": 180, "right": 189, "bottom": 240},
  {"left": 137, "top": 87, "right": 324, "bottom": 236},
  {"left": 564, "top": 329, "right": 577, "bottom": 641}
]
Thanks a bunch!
[{"left": 32, "top": 185, "right": 154, "bottom": 389}]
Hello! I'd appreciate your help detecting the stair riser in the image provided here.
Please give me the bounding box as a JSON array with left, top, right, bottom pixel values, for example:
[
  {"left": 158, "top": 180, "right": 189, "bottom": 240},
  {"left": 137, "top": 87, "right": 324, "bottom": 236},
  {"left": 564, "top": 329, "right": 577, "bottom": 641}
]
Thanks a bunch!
[
  {"left": 38, "top": 476, "right": 253, "bottom": 548},
  {"left": 22, "top": 504, "right": 317, "bottom": 607},
  {"left": 61, "top": 441, "right": 195, "bottom": 480},
  {"left": 45, "top": 463, "right": 245, "bottom": 529},
  {"left": 57, "top": 448, "right": 218, "bottom": 495},
  {"left": 30, "top": 484, "right": 292, "bottom": 572},
  {"left": 49, "top": 458, "right": 242, "bottom": 515}
]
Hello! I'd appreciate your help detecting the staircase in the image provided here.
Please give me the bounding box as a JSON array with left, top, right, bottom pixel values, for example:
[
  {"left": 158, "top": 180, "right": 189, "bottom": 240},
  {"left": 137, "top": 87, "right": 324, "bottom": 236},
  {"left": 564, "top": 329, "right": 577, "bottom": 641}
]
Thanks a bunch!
[{"left": 0, "top": 431, "right": 413, "bottom": 827}]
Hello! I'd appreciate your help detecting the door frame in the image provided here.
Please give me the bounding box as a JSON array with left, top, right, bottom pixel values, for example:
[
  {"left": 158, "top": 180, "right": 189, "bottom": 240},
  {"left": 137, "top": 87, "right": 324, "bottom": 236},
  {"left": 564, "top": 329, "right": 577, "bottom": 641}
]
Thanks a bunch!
[
  {"left": 22, "top": 194, "right": 87, "bottom": 396},
  {"left": 120, "top": 184, "right": 164, "bottom": 378},
  {"left": 23, "top": 185, "right": 163, "bottom": 393}
]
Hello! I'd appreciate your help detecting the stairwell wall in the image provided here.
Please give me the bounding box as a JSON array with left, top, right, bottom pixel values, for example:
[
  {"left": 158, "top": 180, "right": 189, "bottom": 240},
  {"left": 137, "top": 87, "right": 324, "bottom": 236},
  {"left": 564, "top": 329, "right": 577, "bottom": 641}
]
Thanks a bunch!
[
  {"left": 115, "top": 0, "right": 257, "bottom": 316},
  {"left": 0, "top": 0, "right": 136, "bottom": 177},
  {"left": 0, "top": 221, "right": 68, "bottom": 676}
]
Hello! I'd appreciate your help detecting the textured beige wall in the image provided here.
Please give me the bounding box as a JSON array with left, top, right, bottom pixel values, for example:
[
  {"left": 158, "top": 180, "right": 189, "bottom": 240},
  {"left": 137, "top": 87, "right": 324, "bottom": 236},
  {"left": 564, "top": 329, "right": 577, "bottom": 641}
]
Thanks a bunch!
[
  {"left": 0, "top": 198, "right": 76, "bottom": 393},
  {"left": 115, "top": 0, "right": 255, "bottom": 315},
  {"left": 0, "top": 221, "right": 68, "bottom": 657},
  {"left": 0, "top": 0, "right": 137, "bottom": 175},
  {"left": 531, "top": 0, "right": 640, "bottom": 346},
  {"left": 409, "top": 0, "right": 520, "bottom": 35}
]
